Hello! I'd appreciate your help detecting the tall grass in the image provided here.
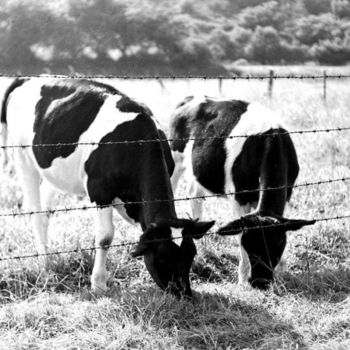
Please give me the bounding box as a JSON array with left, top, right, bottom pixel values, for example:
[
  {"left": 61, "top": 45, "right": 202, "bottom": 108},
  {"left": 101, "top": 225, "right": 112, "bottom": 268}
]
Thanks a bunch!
[{"left": 0, "top": 74, "right": 350, "bottom": 349}]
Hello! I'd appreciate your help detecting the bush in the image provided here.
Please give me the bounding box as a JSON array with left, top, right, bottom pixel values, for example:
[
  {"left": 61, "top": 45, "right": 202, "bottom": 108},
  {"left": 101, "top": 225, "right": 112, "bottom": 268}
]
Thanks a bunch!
[
  {"left": 303, "top": 0, "right": 332, "bottom": 15},
  {"left": 245, "top": 26, "right": 308, "bottom": 64},
  {"left": 238, "top": 1, "right": 287, "bottom": 31},
  {"left": 294, "top": 14, "right": 345, "bottom": 45},
  {"left": 312, "top": 39, "right": 350, "bottom": 64},
  {"left": 332, "top": 0, "right": 350, "bottom": 18}
]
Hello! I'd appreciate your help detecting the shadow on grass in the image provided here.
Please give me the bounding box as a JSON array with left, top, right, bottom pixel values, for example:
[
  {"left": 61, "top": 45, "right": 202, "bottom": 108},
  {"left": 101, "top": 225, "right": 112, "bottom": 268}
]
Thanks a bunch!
[
  {"left": 192, "top": 250, "right": 238, "bottom": 283},
  {"left": 275, "top": 266, "right": 350, "bottom": 303},
  {"left": 0, "top": 249, "right": 306, "bottom": 349},
  {"left": 82, "top": 282, "right": 306, "bottom": 350},
  {"left": 0, "top": 248, "right": 139, "bottom": 300},
  {"left": 192, "top": 248, "right": 350, "bottom": 304},
  {"left": 179, "top": 289, "right": 305, "bottom": 350}
]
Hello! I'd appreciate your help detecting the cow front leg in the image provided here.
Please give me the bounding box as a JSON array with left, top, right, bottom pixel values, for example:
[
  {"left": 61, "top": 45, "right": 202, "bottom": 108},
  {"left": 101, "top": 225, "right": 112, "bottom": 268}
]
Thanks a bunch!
[
  {"left": 238, "top": 243, "right": 251, "bottom": 285},
  {"left": 229, "top": 199, "right": 252, "bottom": 283},
  {"left": 275, "top": 250, "right": 287, "bottom": 274},
  {"left": 91, "top": 206, "right": 114, "bottom": 293},
  {"left": 230, "top": 200, "right": 252, "bottom": 248}
]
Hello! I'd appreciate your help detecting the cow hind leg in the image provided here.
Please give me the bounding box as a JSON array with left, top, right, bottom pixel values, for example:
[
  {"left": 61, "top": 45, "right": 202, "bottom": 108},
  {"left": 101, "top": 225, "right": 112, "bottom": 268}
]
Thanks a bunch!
[
  {"left": 40, "top": 180, "right": 57, "bottom": 241},
  {"left": 15, "top": 151, "right": 48, "bottom": 263},
  {"left": 188, "top": 181, "right": 205, "bottom": 220},
  {"left": 170, "top": 151, "right": 185, "bottom": 194},
  {"left": 91, "top": 207, "right": 114, "bottom": 293}
]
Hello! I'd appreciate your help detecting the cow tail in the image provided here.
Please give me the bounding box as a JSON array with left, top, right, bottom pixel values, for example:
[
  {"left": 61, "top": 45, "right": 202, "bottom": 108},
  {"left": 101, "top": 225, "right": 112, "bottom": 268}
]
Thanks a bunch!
[{"left": 1, "top": 78, "right": 27, "bottom": 168}]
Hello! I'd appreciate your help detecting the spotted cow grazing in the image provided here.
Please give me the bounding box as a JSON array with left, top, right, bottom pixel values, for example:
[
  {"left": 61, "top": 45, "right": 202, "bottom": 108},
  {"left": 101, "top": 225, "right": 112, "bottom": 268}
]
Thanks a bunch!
[
  {"left": 169, "top": 96, "right": 315, "bottom": 289},
  {"left": 1, "top": 79, "right": 214, "bottom": 297}
]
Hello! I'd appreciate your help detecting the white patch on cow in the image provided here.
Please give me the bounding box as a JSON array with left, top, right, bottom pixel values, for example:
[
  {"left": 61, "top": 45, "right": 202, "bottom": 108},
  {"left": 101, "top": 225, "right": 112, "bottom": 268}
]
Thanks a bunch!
[
  {"left": 170, "top": 150, "right": 186, "bottom": 193},
  {"left": 171, "top": 227, "right": 183, "bottom": 247},
  {"left": 112, "top": 197, "right": 137, "bottom": 225},
  {"left": 224, "top": 103, "right": 282, "bottom": 216},
  {"left": 151, "top": 115, "right": 163, "bottom": 130},
  {"left": 7, "top": 79, "right": 44, "bottom": 153},
  {"left": 171, "top": 150, "right": 185, "bottom": 165},
  {"left": 175, "top": 95, "right": 207, "bottom": 117}
]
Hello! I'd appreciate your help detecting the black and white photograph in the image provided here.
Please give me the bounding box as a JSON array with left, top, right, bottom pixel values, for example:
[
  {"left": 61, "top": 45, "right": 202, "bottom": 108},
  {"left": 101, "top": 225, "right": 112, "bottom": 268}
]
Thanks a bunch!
[{"left": 0, "top": 1, "right": 350, "bottom": 349}]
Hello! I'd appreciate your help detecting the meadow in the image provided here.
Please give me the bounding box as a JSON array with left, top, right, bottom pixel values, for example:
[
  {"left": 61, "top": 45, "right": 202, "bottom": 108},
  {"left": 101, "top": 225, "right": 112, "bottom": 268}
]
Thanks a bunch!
[{"left": 0, "top": 72, "right": 350, "bottom": 349}]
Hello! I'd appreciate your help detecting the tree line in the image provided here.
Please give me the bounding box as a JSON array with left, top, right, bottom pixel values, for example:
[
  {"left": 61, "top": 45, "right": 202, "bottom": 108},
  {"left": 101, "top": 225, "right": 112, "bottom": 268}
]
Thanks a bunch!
[{"left": 0, "top": 0, "right": 349, "bottom": 75}]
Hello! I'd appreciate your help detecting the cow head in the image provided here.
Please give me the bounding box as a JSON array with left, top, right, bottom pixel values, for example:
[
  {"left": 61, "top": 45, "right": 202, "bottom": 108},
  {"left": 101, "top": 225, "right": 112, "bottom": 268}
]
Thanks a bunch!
[
  {"left": 131, "top": 219, "right": 215, "bottom": 298},
  {"left": 217, "top": 213, "right": 315, "bottom": 289}
]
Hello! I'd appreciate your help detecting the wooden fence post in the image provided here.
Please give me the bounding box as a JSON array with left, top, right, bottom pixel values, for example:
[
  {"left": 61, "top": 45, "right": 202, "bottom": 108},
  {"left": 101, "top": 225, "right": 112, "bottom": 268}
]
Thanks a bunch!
[
  {"left": 218, "top": 77, "right": 223, "bottom": 95},
  {"left": 323, "top": 70, "right": 327, "bottom": 102},
  {"left": 268, "top": 70, "right": 274, "bottom": 98},
  {"left": 158, "top": 78, "right": 166, "bottom": 94}
]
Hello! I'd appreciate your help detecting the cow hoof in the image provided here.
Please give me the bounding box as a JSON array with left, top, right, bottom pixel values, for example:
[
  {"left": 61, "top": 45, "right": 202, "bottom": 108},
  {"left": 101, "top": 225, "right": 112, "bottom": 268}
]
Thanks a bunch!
[
  {"left": 35, "top": 256, "right": 50, "bottom": 272},
  {"left": 91, "top": 283, "right": 108, "bottom": 296},
  {"left": 275, "top": 259, "right": 287, "bottom": 273},
  {"left": 237, "top": 280, "right": 251, "bottom": 289}
]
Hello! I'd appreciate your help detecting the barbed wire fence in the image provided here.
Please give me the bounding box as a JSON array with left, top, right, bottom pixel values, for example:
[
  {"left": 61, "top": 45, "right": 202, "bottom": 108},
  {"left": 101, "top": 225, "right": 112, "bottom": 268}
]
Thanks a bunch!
[
  {"left": 1, "top": 132, "right": 350, "bottom": 262},
  {"left": 0, "top": 73, "right": 350, "bottom": 268},
  {"left": 1, "top": 71, "right": 349, "bottom": 100}
]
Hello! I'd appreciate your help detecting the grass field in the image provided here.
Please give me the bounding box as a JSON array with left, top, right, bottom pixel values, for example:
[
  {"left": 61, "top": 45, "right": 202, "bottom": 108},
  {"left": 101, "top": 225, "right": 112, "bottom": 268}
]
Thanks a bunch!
[{"left": 0, "top": 72, "right": 350, "bottom": 349}]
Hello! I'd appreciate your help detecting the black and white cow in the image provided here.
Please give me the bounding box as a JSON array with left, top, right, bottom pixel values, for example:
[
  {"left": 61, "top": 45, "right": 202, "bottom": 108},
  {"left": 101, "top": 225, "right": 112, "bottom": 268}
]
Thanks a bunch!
[
  {"left": 1, "top": 79, "right": 214, "bottom": 297},
  {"left": 169, "top": 96, "right": 315, "bottom": 289}
]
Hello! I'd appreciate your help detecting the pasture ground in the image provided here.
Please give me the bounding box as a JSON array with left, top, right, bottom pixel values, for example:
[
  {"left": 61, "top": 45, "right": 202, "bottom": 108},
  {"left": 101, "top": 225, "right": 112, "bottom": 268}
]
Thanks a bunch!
[{"left": 0, "top": 71, "right": 350, "bottom": 349}]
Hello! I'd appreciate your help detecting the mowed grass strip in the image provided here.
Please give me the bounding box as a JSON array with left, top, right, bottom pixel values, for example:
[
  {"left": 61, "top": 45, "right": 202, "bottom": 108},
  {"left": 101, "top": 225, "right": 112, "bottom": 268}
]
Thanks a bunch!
[{"left": 0, "top": 76, "right": 350, "bottom": 349}]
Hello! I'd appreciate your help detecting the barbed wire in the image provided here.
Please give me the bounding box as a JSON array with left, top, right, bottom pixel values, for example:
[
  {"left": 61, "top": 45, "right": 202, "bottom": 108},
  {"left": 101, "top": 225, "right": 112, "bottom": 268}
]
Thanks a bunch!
[
  {"left": 1, "top": 74, "right": 350, "bottom": 80},
  {"left": 0, "top": 176, "right": 349, "bottom": 218},
  {"left": 0, "top": 213, "right": 349, "bottom": 263},
  {"left": 1, "top": 126, "right": 350, "bottom": 150}
]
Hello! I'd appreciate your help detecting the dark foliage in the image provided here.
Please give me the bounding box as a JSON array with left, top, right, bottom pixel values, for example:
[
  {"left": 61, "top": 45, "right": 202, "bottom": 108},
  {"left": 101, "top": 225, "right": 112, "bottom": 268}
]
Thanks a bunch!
[{"left": 0, "top": 0, "right": 349, "bottom": 75}]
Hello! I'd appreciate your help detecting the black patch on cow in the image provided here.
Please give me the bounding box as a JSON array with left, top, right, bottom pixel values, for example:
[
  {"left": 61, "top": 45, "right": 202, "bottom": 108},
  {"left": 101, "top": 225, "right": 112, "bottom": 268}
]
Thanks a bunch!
[
  {"left": 169, "top": 96, "right": 195, "bottom": 153},
  {"left": 190, "top": 99, "right": 249, "bottom": 194},
  {"left": 158, "top": 128, "right": 175, "bottom": 177},
  {"left": 169, "top": 115, "right": 190, "bottom": 153},
  {"left": 116, "top": 96, "right": 152, "bottom": 116},
  {"left": 85, "top": 113, "right": 175, "bottom": 226},
  {"left": 233, "top": 128, "right": 299, "bottom": 210},
  {"left": 32, "top": 79, "right": 122, "bottom": 168},
  {"left": 1, "top": 78, "right": 28, "bottom": 124}
]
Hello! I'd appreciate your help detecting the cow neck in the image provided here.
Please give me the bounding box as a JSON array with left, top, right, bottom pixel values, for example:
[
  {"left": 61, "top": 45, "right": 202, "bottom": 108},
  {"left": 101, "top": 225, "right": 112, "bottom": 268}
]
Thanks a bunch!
[
  {"left": 256, "top": 136, "right": 288, "bottom": 217},
  {"left": 138, "top": 147, "right": 177, "bottom": 230}
]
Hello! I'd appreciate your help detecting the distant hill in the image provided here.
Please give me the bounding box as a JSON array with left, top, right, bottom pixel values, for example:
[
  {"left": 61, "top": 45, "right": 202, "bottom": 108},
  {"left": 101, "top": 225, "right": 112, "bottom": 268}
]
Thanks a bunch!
[{"left": 0, "top": 0, "right": 349, "bottom": 75}]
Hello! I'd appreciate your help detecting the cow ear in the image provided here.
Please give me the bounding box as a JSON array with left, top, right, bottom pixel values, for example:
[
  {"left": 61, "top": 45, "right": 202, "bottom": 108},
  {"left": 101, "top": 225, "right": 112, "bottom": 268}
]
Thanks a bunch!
[
  {"left": 130, "top": 223, "right": 157, "bottom": 257},
  {"left": 217, "top": 219, "right": 244, "bottom": 236},
  {"left": 190, "top": 220, "right": 215, "bottom": 239},
  {"left": 280, "top": 218, "right": 316, "bottom": 232}
]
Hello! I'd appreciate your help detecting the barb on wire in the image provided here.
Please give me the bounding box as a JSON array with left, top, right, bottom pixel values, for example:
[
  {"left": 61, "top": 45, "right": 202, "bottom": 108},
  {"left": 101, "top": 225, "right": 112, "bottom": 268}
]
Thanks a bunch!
[
  {"left": 1, "top": 127, "right": 350, "bottom": 150},
  {"left": 0, "top": 176, "right": 349, "bottom": 218},
  {"left": 0, "top": 213, "right": 349, "bottom": 263},
  {"left": 1, "top": 73, "right": 350, "bottom": 80}
]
